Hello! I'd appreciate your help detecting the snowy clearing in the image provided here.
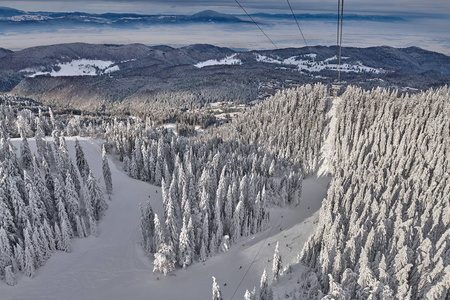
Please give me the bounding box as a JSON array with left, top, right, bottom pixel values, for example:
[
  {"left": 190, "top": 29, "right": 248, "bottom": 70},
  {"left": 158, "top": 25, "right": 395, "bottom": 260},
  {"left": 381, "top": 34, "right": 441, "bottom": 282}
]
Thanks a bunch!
[
  {"left": 23, "top": 59, "right": 119, "bottom": 77},
  {"left": 194, "top": 54, "right": 242, "bottom": 68},
  {"left": 255, "top": 53, "right": 383, "bottom": 74},
  {"left": 1, "top": 138, "right": 329, "bottom": 300}
]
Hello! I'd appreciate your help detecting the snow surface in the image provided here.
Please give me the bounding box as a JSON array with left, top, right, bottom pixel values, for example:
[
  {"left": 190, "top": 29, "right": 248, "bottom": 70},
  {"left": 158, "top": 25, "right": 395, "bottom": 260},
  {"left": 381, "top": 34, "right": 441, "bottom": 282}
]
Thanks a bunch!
[
  {"left": 318, "top": 96, "right": 341, "bottom": 176},
  {"left": 24, "top": 59, "right": 119, "bottom": 77},
  {"left": 255, "top": 54, "right": 383, "bottom": 74},
  {"left": 1, "top": 138, "right": 330, "bottom": 300},
  {"left": 255, "top": 54, "right": 283, "bottom": 64},
  {"left": 194, "top": 54, "right": 242, "bottom": 68},
  {"left": 1, "top": 15, "right": 56, "bottom": 22},
  {"left": 302, "top": 53, "right": 317, "bottom": 59}
]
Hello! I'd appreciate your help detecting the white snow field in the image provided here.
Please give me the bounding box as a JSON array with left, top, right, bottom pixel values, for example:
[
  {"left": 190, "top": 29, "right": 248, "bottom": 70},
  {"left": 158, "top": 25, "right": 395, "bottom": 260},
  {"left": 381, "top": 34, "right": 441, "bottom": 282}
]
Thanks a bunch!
[
  {"left": 23, "top": 59, "right": 119, "bottom": 77},
  {"left": 255, "top": 54, "right": 384, "bottom": 74},
  {"left": 1, "top": 138, "right": 329, "bottom": 300},
  {"left": 194, "top": 54, "right": 242, "bottom": 68}
]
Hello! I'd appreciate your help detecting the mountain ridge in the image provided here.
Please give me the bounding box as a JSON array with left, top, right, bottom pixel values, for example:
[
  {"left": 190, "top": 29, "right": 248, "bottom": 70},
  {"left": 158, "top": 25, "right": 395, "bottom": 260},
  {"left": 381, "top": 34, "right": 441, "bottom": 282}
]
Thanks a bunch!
[
  {"left": 1, "top": 42, "right": 449, "bottom": 114},
  {"left": 0, "top": 7, "right": 249, "bottom": 27}
]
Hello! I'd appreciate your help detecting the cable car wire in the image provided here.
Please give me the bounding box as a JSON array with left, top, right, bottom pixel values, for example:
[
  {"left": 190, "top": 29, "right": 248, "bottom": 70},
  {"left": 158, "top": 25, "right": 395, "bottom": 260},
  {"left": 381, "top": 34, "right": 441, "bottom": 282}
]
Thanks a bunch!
[
  {"left": 229, "top": 209, "right": 285, "bottom": 299},
  {"left": 337, "top": 0, "right": 344, "bottom": 83},
  {"left": 286, "top": 0, "right": 308, "bottom": 47},
  {"left": 233, "top": 0, "right": 278, "bottom": 49}
]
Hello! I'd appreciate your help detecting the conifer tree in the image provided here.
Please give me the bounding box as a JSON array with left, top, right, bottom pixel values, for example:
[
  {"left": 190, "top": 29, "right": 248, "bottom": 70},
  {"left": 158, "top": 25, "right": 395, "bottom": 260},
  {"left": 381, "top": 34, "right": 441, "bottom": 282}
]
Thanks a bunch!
[
  {"left": 140, "top": 202, "right": 155, "bottom": 254},
  {"left": 272, "top": 241, "right": 282, "bottom": 281},
  {"left": 20, "top": 133, "right": 33, "bottom": 169},
  {"left": 163, "top": 187, "right": 179, "bottom": 250},
  {"left": 31, "top": 229, "right": 44, "bottom": 267},
  {"left": 53, "top": 222, "right": 62, "bottom": 250},
  {"left": 75, "top": 139, "right": 90, "bottom": 181},
  {"left": 102, "top": 144, "right": 113, "bottom": 194},
  {"left": 212, "top": 276, "right": 223, "bottom": 300},
  {"left": 153, "top": 242, "right": 176, "bottom": 276},
  {"left": 153, "top": 214, "right": 164, "bottom": 253},
  {"left": 244, "top": 287, "right": 257, "bottom": 300},
  {"left": 59, "top": 218, "right": 72, "bottom": 253},
  {"left": 43, "top": 219, "right": 56, "bottom": 252},
  {"left": 14, "top": 244, "right": 24, "bottom": 273},
  {"left": 65, "top": 170, "right": 80, "bottom": 229},
  {"left": 86, "top": 171, "right": 108, "bottom": 220},
  {"left": 231, "top": 200, "right": 244, "bottom": 242},
  {"left": 0, "top": 193, "right": 15, "bottom": 236},
  {"left": 178, "top": 216, "right": 193, "bottom": 269},
  {"left": 5, "top": 265, "right": 16, "bottom": 286},
  {"left": 0, "top": 227, "right": 12, "bottom": 277},
  {"left": 259, "top": 269, "right": 273, "bottom": 300},
  {"left": 23, "top": 228, "right": 36, "bottom": 278}
]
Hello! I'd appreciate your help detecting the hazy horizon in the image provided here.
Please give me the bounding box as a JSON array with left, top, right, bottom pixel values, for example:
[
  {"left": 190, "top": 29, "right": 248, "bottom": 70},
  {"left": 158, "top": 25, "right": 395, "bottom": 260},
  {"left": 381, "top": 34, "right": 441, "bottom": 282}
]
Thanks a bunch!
[{"left": 0, "top": 1, "right": 449, "bottom": 55}]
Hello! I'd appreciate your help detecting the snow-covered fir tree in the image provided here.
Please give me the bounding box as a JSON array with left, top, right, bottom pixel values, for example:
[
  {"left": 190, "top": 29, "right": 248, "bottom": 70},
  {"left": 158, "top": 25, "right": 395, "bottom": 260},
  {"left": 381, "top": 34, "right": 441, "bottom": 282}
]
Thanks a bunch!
[
  {"left": 0, "top": 104, "right": 109, "bottom": 283},
  {"left": 272, "top": 241, "right": 282, "bottom": 281},
  {"left": 102, "top": 144, "right": 113, "bottom": 195},
  {"left": 211, "top": 276, "right": 223, "bottom": 300}
]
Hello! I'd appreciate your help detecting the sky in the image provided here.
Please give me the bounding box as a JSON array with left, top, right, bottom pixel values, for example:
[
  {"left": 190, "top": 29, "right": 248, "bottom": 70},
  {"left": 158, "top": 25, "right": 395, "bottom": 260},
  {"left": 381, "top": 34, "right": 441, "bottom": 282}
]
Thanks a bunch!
[
  {"left": 0, "top": 0, "right": 449, "bottom": 54},
  {"left": 1, "top": 0, "right": 449, "bottom": 15}
]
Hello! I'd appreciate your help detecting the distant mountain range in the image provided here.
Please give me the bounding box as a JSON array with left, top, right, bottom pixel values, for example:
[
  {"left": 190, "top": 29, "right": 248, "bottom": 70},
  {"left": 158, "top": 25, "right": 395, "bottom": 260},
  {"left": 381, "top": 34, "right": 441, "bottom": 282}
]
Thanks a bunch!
[
  {"left": 0, "top": 7, "right": 249, "bottom": 29},
  {"left": 0, "top": 6, "right": 416, "bottom": 31},
  {"left": 0, "top": 43, "right": 449, "bottom": 113}
]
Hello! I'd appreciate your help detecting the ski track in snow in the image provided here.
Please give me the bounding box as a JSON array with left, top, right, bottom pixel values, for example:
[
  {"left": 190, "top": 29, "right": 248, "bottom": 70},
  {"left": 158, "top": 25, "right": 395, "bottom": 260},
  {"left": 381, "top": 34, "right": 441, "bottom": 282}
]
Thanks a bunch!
[{"left": 1, "top": 138, "right": 329, "bottom": 300}]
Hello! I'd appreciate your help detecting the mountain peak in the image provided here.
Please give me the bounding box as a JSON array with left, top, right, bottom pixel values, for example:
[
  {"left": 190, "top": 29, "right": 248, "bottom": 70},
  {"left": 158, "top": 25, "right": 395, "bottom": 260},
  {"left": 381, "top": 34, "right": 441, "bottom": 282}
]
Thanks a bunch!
[
  {"left": 0, "top": 6, "right": 25, "bottom": 17},
  {"left": 190, "top": 10, "right": 244, "bottom": 22}
]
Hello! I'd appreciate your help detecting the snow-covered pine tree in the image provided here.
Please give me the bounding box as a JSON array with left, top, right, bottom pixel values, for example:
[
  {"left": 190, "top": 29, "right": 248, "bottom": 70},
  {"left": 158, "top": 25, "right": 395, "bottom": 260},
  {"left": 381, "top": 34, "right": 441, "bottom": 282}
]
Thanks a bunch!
[
  {"left": 23, "top": 227, "right": 36, "bottom": 278},
  {"left": 4, "top": 265, "right": 16, "bottom": 286},
  {"left": 153, "top": 213, "right": 164, "bottom": 253},
  {"left": 178, "top": 216, "right": 193, "bottom": 269},
  {"left": 102, "top": 144, "right": 113, "bottom": 194},
  {"left": 153, "top": 242, "right": 176, "bottom": 276},
  {"left": 0, "top": 227, "right": 12, "bottom": 277},
  {"left": 75, "top": 139, "right": 91, "bottom": 181},
  {"left": 272, "top": 241, "right": 282, "bottom": 281},
  {"left": 244, "top": 288, "right": 256, "bottom": 300},
  {"left": 140, "top": 201, "right": 155, "bottom": 254},
  {"left": 20, "top": 132, "right": 33, "bottom": 169},
  {"left": 85, "top": 171, "right": 108, "bottom": 221},
  {"left": 259, "top": 269, "right": 273, "bottom": 300},
  {"left": 211, "top": 276, "right": 223, "bottom": 300}
]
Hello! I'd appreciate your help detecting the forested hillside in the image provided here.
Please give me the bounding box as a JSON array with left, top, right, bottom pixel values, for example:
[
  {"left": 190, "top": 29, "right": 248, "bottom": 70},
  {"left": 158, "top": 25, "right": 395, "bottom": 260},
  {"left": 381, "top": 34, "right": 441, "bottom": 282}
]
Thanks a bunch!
[
  {"left": 1, "top": 84, "right": 448, "bottom": 300},
  {"left": 291, "top": 86, "right": 450, "bottom": 299},
  {"left": 206, "top": 84, "right": 330, "bottom": 175},
  {"left": 0, "top": 109, "right": 111, "bottom": 285},
  {"left": 199, "top": 85, "right": 449, "bottom": 299},
  {"left": 102, "top": 115, "right": 303, "bottom": 273}
]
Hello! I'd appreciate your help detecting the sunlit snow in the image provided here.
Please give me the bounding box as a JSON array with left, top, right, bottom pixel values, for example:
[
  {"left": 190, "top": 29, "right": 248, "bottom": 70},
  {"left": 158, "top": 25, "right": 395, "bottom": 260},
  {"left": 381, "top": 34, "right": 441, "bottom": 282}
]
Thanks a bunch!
[
  {"left": 255, "top": 54, "right": 383, "bottom": 74},
  {"left": 0, "top": 138, "right": 329, "bottom": 300},
  {"left": 194, "top": 54, "right": 242, "bottom": 68},
  {"left": 24, "top": 59, "right": 119, "bottom": 77}
]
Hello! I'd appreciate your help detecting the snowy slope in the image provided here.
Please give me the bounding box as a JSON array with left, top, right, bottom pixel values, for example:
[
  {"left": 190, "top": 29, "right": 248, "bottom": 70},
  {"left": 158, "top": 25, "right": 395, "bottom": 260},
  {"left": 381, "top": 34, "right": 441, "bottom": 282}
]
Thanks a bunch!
[
  {"left": 1, "top": 138, "right": 329, "bottom": 300},
  {"left": 318, "top": 96, "right": 341, "bottom": 176},
  {"left": 23, "top": 59, "right": 119, "bottom": 77},
  {"left": 194, "top": 54, "right": 242, "bottom": 68},
  {"left": 255, "top": 54, "right": 384, "bottom": 74}
]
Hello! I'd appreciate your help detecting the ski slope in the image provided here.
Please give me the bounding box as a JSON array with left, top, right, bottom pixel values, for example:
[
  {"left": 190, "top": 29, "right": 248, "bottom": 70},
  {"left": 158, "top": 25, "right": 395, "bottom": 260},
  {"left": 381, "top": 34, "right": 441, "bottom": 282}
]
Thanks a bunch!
[{"left": 1, "top": 138, "right": 329, "bottom": 300}]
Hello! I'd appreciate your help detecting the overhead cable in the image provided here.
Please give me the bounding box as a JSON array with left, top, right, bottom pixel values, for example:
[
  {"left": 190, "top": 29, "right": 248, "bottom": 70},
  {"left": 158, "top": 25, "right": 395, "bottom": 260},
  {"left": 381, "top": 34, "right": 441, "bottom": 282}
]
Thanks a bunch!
[
  {"left": 286, "top": 0, "right": 308, "bottom": 47},
  {"left": 230, "top": 209, "right": 285, "bottom": 299},
  {"left": 233, "top": 0, "right": 278, "bottom": 49},
  {"left": 337, "top": 0, "right": 344, "bottom": 83}
]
